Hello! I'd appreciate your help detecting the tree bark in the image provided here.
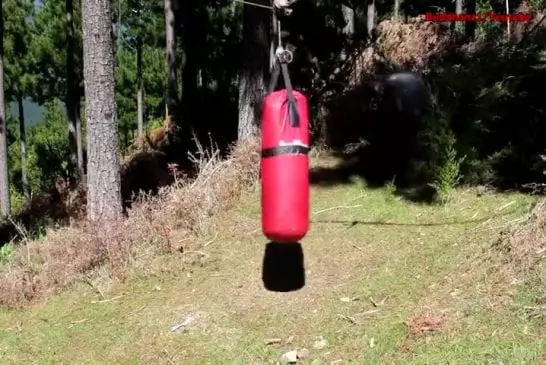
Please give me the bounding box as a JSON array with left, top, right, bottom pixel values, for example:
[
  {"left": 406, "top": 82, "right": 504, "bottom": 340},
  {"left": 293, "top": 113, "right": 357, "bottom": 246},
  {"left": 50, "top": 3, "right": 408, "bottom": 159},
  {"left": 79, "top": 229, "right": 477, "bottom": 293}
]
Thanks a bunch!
[
  {"left": 366, "top": 0, "right": 376, "bottom": 39},
  {"left": 76, "top": 97, "right": 84, "bottom": 178},
  {"left": 506, "top": 0, "right": 511, "bottom": 37},
  {"left": 17, "top": 94, "right": 29, "bottom": 203},
  {"left": 136, "top": 36, "right": 144, "bottom": 135},
  {"left": 393, "top": 0, "right": 401, "bottom": 20},
  {"left": 66, "top": 0, "right": 84, "bottom": 181},
  {"left": 179, "top": 0, "right": 198, "bottom": 123},
  {"left": 454, "top": 0, "right": 464, "bottom": 36},
  {"left": 238, "top": 0, "right": 270, "bottom": 141},
  {"left": 82, "top": 0, "right": 123, "bottom": 221},
  {"left": 341, "top": 2, "right": 354, "bottom": 62},
  {"left": 0, "top": 3, "right": 10, "bottom": 218},
  {"left": 164, "top": 0, "right": 178, "bottom": 113}
]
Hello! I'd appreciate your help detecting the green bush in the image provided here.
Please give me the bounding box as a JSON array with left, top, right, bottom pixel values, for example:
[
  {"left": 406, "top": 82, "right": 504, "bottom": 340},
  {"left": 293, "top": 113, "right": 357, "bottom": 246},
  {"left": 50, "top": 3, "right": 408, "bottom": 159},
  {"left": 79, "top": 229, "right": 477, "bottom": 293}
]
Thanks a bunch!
[
  {"left": 0, "top": 244, "right": 13, "bottom": 264},
  {"left": 429, "top": 135, "right": 465, "bottom": 204}
]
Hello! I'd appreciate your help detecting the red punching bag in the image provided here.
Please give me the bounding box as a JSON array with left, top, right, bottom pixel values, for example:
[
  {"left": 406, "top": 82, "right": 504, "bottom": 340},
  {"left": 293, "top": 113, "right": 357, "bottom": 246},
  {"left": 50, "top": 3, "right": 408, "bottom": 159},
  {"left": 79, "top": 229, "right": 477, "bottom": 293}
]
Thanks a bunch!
[{"left": 261, "top": 89, "right": 310, "bottom": 243}]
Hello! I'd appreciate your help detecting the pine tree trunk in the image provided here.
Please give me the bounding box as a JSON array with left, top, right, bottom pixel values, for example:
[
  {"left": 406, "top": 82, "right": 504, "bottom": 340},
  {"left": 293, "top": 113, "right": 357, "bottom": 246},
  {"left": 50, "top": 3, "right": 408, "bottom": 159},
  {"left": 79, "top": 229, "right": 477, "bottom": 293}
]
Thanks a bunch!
[
  {"left": 0, "top": 4, "right": 10, "bottom": 218},
  {"left": 180, "top": 0, "right": 198, "bottom": 122},
  {"left": 366, "top": 0, "right": 376, "bottom": 38},
  {"left": 17, "top": 94, "right": 29, "bottom": 203},
  {"left": 393, "top": 0, "right": 401, "bottom": 20},
  {"left": 76, "top": 97, "right": 84, "bottom": 179},
  {"left": 136, "top": 36, "right": 144, "bottom": 135},
  {"left": 238, "top": 0, "right": 270, "bottom": 141},
  {"left": 82, "top": 0, "right": 123, "bottom": 221},
  {"left": 506, "top": 0, "right": 511, "bottom": 38},
  {"left": 341, "top": 2, "right": 354, "bottom": 62},
  {"left": 455, "top": 0, "right": 464, "bottom": 36},
  {"left": 66, "top": 0, "right": 84, "bottom": 181},
  {"left": 164, "top": 0, "right": 178, "bottom": 113}
]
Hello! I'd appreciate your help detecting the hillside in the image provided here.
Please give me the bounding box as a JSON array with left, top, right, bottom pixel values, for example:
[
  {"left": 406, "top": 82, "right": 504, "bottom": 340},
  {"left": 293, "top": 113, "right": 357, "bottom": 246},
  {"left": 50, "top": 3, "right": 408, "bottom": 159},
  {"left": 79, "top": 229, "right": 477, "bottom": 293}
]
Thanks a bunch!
[
  {"left": 7, "top": 98, "right": 45, "bottom": 127},
  {"left": 0, "top": 151, "right": 544, "bottom": 364}
]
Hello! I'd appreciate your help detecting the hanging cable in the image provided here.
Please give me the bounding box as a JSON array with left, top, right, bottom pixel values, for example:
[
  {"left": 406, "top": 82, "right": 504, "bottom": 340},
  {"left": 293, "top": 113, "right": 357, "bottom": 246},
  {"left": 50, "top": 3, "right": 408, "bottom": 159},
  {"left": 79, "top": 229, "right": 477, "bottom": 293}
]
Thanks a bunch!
[
  {"left": 232, "top": 0, "right": 296, "bottom": 14},
  {"left": 232, "top": 0, "right": 273, "bottom": 10}
]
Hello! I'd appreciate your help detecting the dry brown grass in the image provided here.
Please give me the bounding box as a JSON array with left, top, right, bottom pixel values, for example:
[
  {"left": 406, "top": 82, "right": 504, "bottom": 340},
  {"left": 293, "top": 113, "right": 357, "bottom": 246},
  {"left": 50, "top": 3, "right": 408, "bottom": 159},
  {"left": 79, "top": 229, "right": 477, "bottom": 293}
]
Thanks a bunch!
[
  {"left": 493, "top": 199, "right": 546, "bottom": 291},
  {"left": 375, "top": 17, "right": 451, "bottom": 74},
  {"left": 511, "top": 3, "right": 546, "bottom": 44},
  {"left": 0, "top": 137, "right": 261, "bottom": 308},
  {"left": 342, "top": 17, "right": 451, "bottom": 87}
]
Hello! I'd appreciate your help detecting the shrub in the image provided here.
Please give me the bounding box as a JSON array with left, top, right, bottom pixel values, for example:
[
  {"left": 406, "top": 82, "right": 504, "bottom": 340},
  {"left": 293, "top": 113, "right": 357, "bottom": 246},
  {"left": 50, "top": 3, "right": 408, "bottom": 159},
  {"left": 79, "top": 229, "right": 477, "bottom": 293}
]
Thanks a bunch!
[{"left": 429, "top": 135, "right": 465, "bottom": 204}]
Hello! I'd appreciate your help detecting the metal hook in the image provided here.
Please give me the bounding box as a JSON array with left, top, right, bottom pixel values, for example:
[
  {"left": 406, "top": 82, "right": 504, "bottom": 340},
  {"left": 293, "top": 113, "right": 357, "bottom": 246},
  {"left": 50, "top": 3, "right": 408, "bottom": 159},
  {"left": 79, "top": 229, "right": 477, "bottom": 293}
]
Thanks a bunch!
[{"left": 275, "top": 46, "right": 293, "bottom": 64}]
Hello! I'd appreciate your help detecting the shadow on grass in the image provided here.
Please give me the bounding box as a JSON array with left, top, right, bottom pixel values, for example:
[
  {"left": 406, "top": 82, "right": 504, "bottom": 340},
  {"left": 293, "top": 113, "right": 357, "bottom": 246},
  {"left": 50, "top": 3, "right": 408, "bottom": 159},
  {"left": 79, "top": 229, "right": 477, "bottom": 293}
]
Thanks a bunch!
[
  {"left": 309, "top": 162, "right": 437, "bottom": 204},
  {"left": 312, "top": 205, "right": 525, "bottom": 229},
  {"left": 312, "top": 216, "right": 492, "bottom": 228},
  {"left": 262, "top": 242, "right": 305, "bottom": 292}
]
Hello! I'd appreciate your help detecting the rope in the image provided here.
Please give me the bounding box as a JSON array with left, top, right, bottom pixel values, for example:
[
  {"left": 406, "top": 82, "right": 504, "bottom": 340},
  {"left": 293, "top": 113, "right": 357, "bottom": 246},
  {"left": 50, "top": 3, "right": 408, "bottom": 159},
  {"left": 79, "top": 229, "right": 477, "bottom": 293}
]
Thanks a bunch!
[{"left": 232, "top": 0, "right": 273, "bottom": 10}]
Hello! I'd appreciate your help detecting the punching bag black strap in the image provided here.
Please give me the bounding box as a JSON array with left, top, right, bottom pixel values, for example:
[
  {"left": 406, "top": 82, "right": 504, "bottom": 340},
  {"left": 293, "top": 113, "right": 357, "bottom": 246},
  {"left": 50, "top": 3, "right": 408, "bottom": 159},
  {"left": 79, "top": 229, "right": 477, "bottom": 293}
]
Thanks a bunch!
[
  {"left": 268, "top": 10, "right": 300, "bottom": 129},
  {"left": 280, "top": 63, "right": 300, "bottom": 128},
  {"left": 262, "top": 144, "right": 311, "bottom": 158}
]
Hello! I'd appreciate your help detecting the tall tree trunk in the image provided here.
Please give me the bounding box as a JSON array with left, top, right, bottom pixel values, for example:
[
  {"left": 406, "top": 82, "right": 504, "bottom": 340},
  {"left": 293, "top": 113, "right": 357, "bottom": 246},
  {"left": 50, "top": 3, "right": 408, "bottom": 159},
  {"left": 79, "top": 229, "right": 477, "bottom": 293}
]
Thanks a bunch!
[
  {"left": 82, "top": 0, "right": 123, "bottom": 221},
  {"left": 76, "top": 97, "right": 84, "bottom": 179},
  {"left": 238, "top": 0, "right": 270, "bottom": 141},
  {"left": 454, "top": 0, "right": 464, "bottom": 36},
  {"left": 393, "top": 0, "right": 401, "bottom": 20},
  {"left": 505, "top": 0, "right": 511, "bottom": 38},
  {"left": 179, "top": 0, "right": 199, "bottom": 123},
  {"left": 66, "top": 0, "right": 84, "bottom": 181},
  {"left": 164, "top": 0, "right": 178, "bottom": 114},
  {"left": 366, "top": 0, "right": 376, "bottom": 39},
  {"left": 136, "top": 36, "right": 144, "bottom": 135},
  {"left": 341, "top": 2, "right": 354, "bottom": 62},
  {"left": 17, "top": 94, "right": 29, "bottom": 203},
  {"left": 0, "top": 4, "right": 10, "bottom": 218}
]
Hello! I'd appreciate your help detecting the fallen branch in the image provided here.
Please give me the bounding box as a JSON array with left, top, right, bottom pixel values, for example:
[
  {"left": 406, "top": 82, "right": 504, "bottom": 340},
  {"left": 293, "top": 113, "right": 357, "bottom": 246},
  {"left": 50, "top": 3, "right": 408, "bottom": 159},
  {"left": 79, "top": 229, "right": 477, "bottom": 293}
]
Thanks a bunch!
[
  {"left": 91, "top": 295, "right": 124, "bottom": 304},
  {"left": 312, "top": 205, "right": 362, "bottom": 216},
  {"left": 338, "top": 313, "right": 359, "bottom": 324}
]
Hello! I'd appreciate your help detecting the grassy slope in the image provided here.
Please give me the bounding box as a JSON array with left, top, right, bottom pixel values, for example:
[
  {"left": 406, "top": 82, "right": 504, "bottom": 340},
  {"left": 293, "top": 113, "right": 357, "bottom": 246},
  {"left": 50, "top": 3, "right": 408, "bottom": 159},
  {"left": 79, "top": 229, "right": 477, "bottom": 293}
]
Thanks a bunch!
[{"left": 0, "top": 183, "right": 544, "bottom": 365}]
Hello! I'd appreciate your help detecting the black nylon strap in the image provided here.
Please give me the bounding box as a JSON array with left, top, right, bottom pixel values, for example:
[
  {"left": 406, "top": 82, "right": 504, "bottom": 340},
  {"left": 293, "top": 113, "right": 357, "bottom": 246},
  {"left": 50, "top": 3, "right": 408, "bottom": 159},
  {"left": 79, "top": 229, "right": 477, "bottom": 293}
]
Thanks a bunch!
[
  {"left": 267, "top": 59, "right": 300, "bottom": 128},
  {"left": 262, "top": 145, "right": 310, "bottom": 158},
  {"left": 280, "top": 63, "right": 300, "bottom": 128}
]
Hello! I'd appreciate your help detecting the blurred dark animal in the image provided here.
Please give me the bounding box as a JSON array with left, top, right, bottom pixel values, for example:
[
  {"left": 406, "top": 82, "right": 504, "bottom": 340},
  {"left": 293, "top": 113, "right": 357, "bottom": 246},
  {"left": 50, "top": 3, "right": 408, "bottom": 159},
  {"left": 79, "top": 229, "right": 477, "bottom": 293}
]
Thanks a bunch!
[
  {"left": 323, "top": 71, "right": 430, "bottom": 186},
  {"left": 0, "top": 176, "right": 72, "bottom": 246},
  {"left": 120, "top": 150, "right": 174, "bottom": 209},
  {"left": 359, "top": 71, "right": 430, "bottom": 184}
]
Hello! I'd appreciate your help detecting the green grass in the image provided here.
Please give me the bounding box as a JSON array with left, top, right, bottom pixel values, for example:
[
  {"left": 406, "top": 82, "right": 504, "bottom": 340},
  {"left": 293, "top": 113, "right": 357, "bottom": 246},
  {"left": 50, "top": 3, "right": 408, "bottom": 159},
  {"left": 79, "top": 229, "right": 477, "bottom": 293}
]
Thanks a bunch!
[{"left": 1, "top": 183, "right": 545, "bottom": 364}]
